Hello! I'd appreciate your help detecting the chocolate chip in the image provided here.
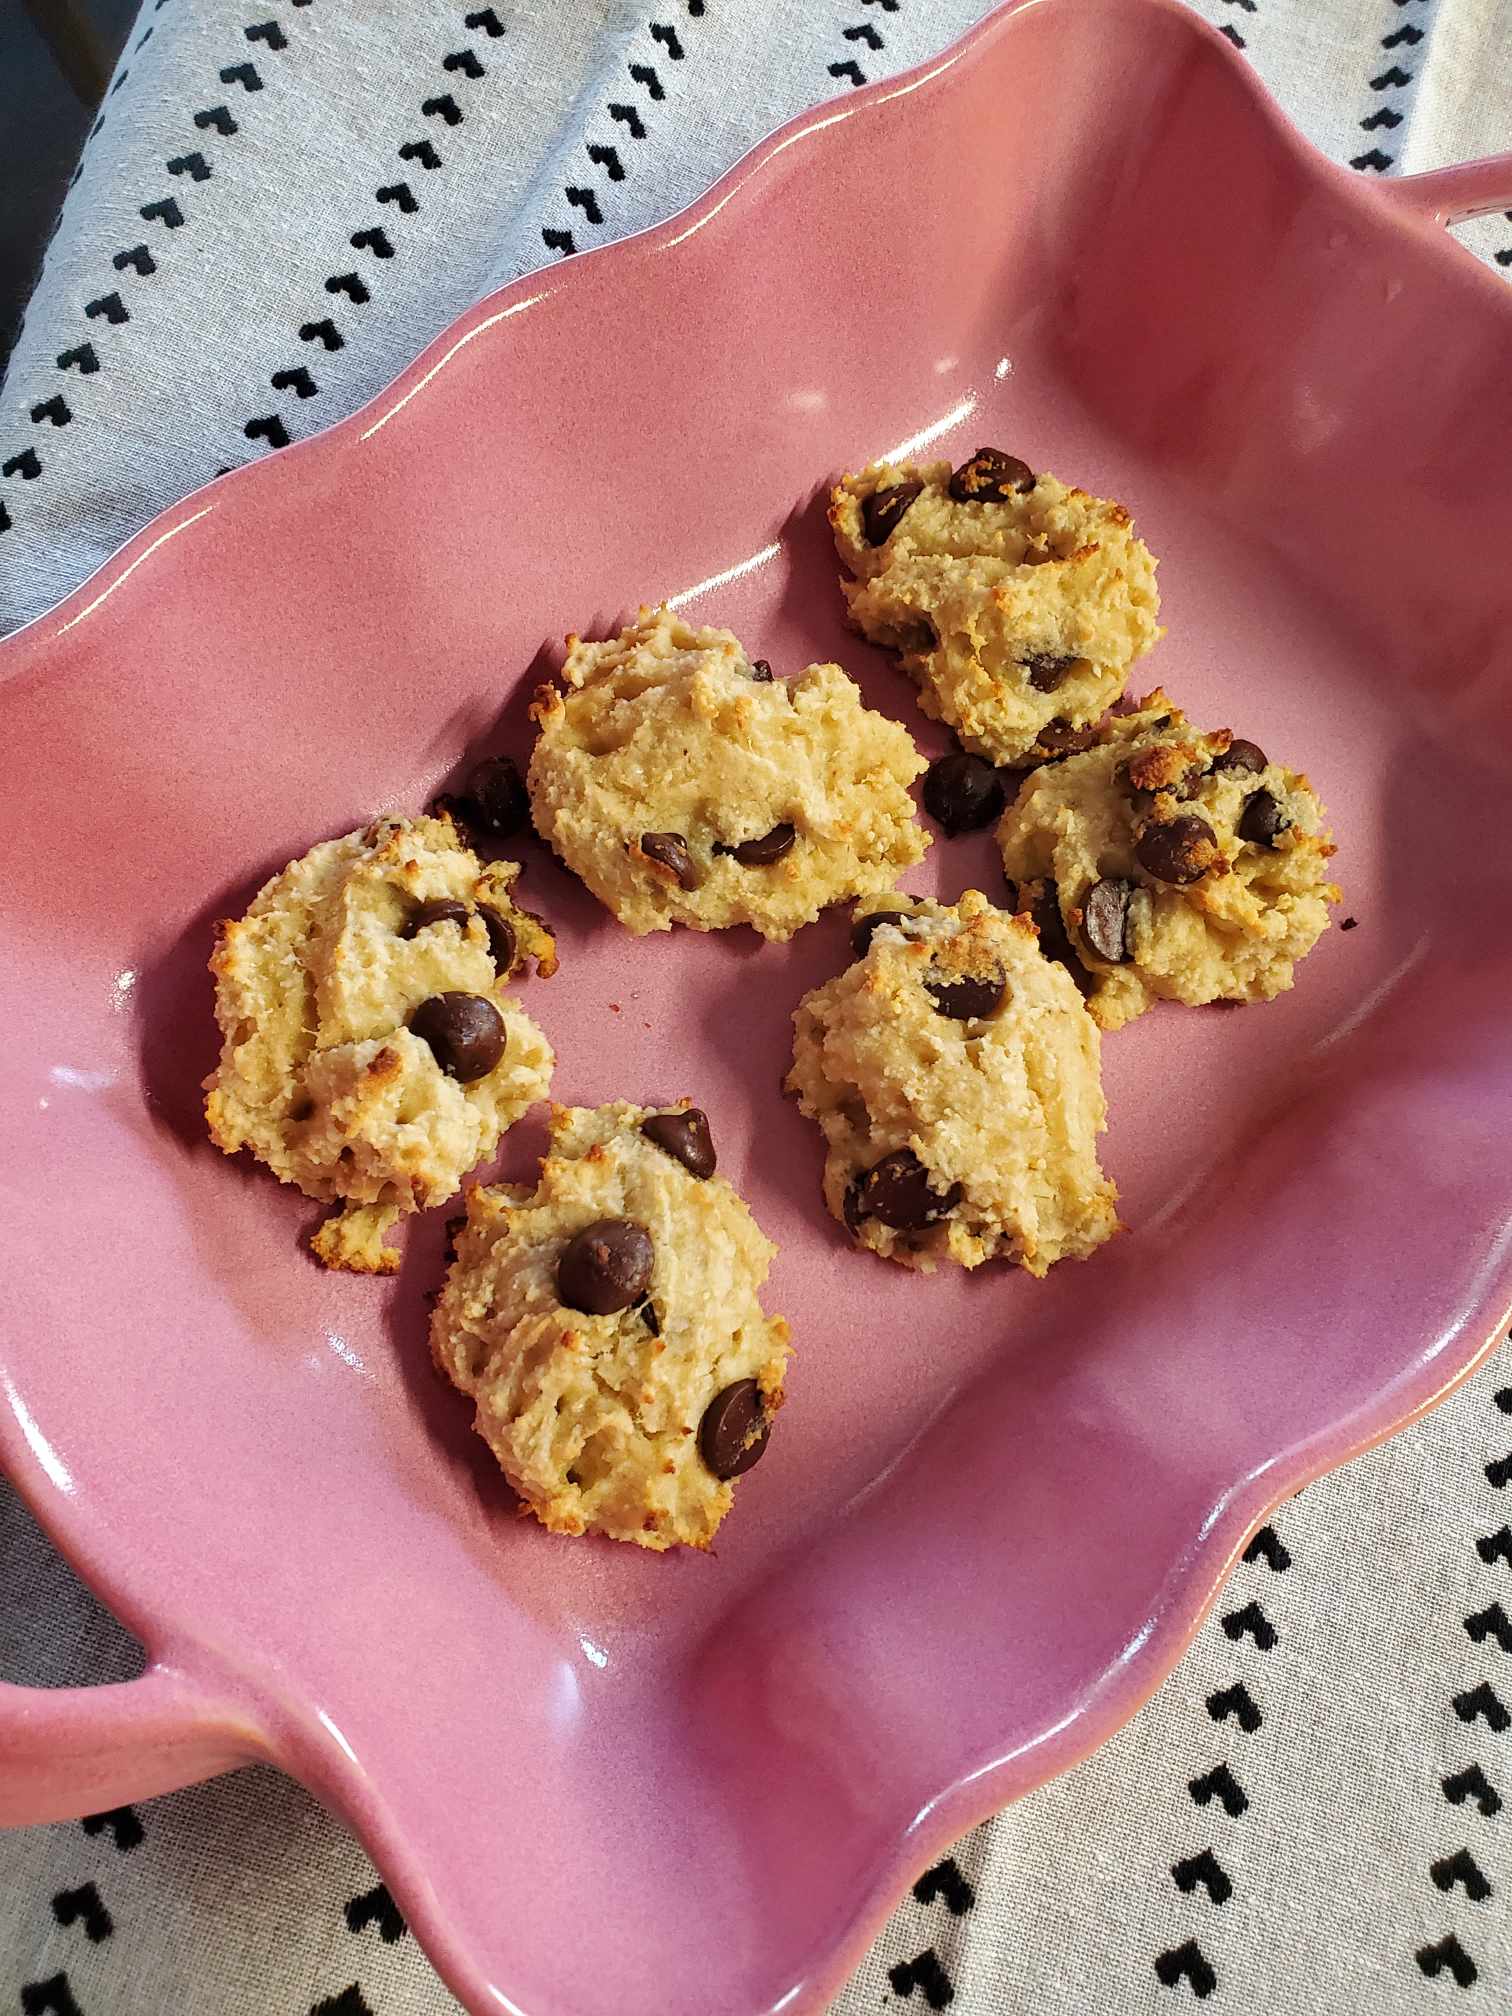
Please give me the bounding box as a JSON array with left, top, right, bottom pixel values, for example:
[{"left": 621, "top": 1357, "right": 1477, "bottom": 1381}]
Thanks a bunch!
[
  {"left": 750, "top": 659, "right": 774, "bottom": 682},
  {"left": 640, "top": 1300, "right": 661, "bottom": 1336},
  {"left": 925, "top": 972, "right": 1006, "bottom": 1020},
  {"left": 480, "top": 905, "right": 517, "bottom": 974},
  {"left": 557, "top": 1217, "right": 653, "bottom": 1316},
  {"left": 850, "top": 911, "right": 896, "bottom": 958},
  {"left": 403, "top": 897, "right": 471, "bottom": 938},
  {"left": 1341, "top": 915, "right": 1359, "bottom": 932},
  {"left": 1237, "top": 788, "right": 1289, "bottom": 847},
  {"left": 1035, "top": 718, "right": 1096, "bottom": 760},
  {"left": 466, "top": 755, "right": 529, "bottom": 839},
  {"left": 640, "top": 1108, "right": 716, "bottom": 1179},
  {"left": 1025, "top": 880, "right": 1093, "bottom": 992},
  {"left": 1023, "top": 653, "right": 1077, "bottom": 694},
  {"left": 1214, "top": 738, "right": 1267, "bottom": 775},
  {"left": 923, "top": 751, "right": 1006, "bottom": 835},
  {"left": 949, "top": 447, "right": 1035, "bottom": 503},
  {"left": 410, "top": 992, "right": 506, "bottom": 1081},
  {"left": 861, "top": 479, "right": 924, "bottom": 545},
  {"left": 727, "top": 822, "right": 795, "bottom": 867},
  {"left": 1081, "top": 877, "right": 1132, "bottom": 964},
  {"left": 698, "top": 1378, "right": 769, "bottom": 1479},
  {"left": 851, "top": 1148, "right": 963, "bottom": 1231},
  {"left": 640, "top": 831, "right": 697, "bottom": 889},
  {"left": 1135, "top": 813, "right": 1219, "bottom": 885}
]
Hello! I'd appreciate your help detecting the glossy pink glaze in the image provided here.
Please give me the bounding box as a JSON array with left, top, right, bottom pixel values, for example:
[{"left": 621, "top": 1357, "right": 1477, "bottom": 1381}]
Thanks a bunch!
[{"left": 3, "top": 2, "right": 1512, "bottom": 2010}]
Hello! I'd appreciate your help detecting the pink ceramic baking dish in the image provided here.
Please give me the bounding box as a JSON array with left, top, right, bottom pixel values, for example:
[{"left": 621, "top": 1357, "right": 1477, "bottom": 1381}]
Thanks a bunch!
[{"left": 3, "top": 0, "right": 1512, "bottom": 2009}]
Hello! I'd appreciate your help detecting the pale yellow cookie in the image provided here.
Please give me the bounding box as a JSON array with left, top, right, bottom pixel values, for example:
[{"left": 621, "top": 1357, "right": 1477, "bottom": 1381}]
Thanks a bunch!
[
  {"left": 527, "top": 604, "right": 928, "bottom": 940},
  {"left": 830, "top": 450, "right": 1161, "bottom": 766},
  {"left": 786, "top": 889, "right": 1118, "bottom": 1274},
  {"left": 997, "top": 692, "right": 1340, "bottom": 1030},
  {"left": 431, "top": 1101, "right": 791, "bottom": 1550},
  {"left": 205, "top": 815, "right": 554, "bottom": 1272}
]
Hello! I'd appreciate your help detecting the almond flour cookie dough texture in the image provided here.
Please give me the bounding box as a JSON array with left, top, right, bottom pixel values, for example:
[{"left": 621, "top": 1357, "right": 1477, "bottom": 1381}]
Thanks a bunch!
[
  {"left": 431, "top": 1102, "right": 790, "bottom": 1550},
  {"left": 527, "top": 604, "right": 928, "bottom": 940},
  {"left": 830, "top": 448, "right": 1162, "bottom": 767},
  {"left": 998, "top": 693, "right": 1339, "bottom": 1031},
  {"left": 786, "top": 890, "right": 1118, "bottom": 1274},
  {"left": 205, "top": 814, "right": 555, "bottom": 1274}
]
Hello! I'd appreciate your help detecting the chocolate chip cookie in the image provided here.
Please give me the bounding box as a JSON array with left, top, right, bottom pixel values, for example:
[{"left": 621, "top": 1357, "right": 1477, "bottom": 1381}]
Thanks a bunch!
[
  {"left": 998, "top": 692, "right": 1340, "bottom": 1029},
  {"left": 786, "top": 889, "right": 1119, "bottom": 1273},
  {"left": 430, "top": 1101, "right": 790, "bottom": 1549},
  {"left": 830, "top": 450, "right": 1162, "bottom": 766},
  {"left": 527, "top": 604, "right": 928, "bottom": 940},
  {"left": 205, "top": 814, "right": 555, "bottom": 1272}
]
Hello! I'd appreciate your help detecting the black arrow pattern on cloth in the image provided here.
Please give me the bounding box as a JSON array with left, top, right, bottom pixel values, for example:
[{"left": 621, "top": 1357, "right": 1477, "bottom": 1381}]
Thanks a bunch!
[
  {"left": 1221, "top": 1601, "right": 1276, "bottom": 1650},
  {"left": 1171, "top": 1849, "right": 1233, "bottom": 1906},
  {"left": 57, "top": 344, "right": 98, "bottom": 373},
  {"left": 51, "top": 1882, "right": 113, "bottom": 1941},
  {"left": 345, "top": 1881, "right": 407, "bottom": 1943},
  {"left": 309, "top": 1989, "right": 373, "bottom": 2016},
  {"left": 1154, "top": 1939, "right": 1217, "bottom": 1997},
  {"left": 1189, "top": 1763, "right": 1248, "bottom": 1818},
  {"left": 465, "top": 7, "right": 505, "bottom": 33},
  {"left": 1416, "top": 1934, "right": 1478, "bottom": 1987},
  {"left": 1207, "top": 1682, "right": 1263, "bottom": 1733},
  {"left": 140, "top": 195, "right": 185, "bottom": 227},
  {"left": 1477, "top": 1526, "right": 1512, "bottom": 1568},
  {"left": 1241, "top": 1525, "right": 1291, "bottom": 1572},
  {"left": 245, "top": 18, "right": 288, "bottom": 50},
  {"left": 376, "top": 181, "right": 418, "bottom": 212},
  {"left": 1443, "top": 1763, "right": 1502, "bottom": 1816},
  {"left": 399, "top": 138, "right": 441, "bottom": 169},
  {"left": 5, "top": 447, "right": 43, "bottom": 479},
  {"left": 20, "top": 1977, "right": 84, "bottom": 2016},
  {"left": 888, "top": 1948, "right": 954, "bottom": 2008},
  {"left": 1466, "top": 1602, "right": 1512, "bottom": 1653},
  {"left": 350, "top": 226, "right": 394, "bottom": 258},
  {"left": 219, "top": 60, "right": 263, "bottom": 90},
  {"left": 444, "top": 48, "right": 485, "bottom": 78},
  {"left": 271, "top": 365, "right": 316, "bottom": 397},
  {"left": 113, "top": 244, "right": 156, "bottom": 275},
  {"left": 166, "top": 150, "right": 212, "bottom": 181},
  {"left": 1454, "top": 1680, "right": 1511, "bottom": 1731},
  {"left": 300, "top": 318, "right": 344, "bottom": 350},
  {"left": 30, "top": 396, "right": 71, "bottom": 426},
  {"left": 1431, "top": 1848, "right": 1493, "bottom": 1901},
  {"left": 912, "top": 1856, "right": 975, "bottom": 1915},
  {"left": 85, "top": 292, "right": 129, "bottom": 325},
  {"left": 195, "top": 104, "right": 238, "bottom": 135},
  {"left": 244, "top": 413, "right": 290, "bottom": 448}
]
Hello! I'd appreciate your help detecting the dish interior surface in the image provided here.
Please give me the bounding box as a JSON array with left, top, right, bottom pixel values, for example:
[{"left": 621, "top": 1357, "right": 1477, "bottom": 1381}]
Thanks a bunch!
[{"left": 3, "top": 3, "right": 1511, "bottom": 2013}]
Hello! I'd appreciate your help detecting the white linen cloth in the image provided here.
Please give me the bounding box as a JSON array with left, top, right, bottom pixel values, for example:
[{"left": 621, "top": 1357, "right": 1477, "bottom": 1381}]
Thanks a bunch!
[{"left": 2, "top": 1, "right": 1510, "bottom": 2010}]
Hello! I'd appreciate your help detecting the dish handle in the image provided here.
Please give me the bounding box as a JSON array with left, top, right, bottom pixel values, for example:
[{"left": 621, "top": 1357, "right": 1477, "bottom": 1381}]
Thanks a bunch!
[
  {"left": 1381, "top": 151, "right": 1512, "bottom": 227},
  {"left": 0, "top": 1665, "right": 251, "bottom": 1827}
]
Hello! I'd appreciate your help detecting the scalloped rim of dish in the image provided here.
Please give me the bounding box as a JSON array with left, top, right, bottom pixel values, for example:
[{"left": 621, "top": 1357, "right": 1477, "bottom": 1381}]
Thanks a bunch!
[{"left": 3, "top": 1, "right": 1511, "bottom": 2010}]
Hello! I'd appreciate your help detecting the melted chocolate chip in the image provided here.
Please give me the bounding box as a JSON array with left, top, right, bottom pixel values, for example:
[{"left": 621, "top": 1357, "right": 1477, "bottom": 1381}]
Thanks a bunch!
[
  {"left": 640, "top": 1108, "right": 716, "bottom": 1179},
  {"left": 410, "top": 992, "right": 506, "bottom": 1081},
  {"left": 850, "top": 911, "right": 898, "bottom": 958},
  {"left": 727, "top": 822, "right": 796, "bottom": 867},
  {"left": 466, "top": 756, "right": 529, "bottom": 840},
  {"left": 698, "top": 1378, "right": 769, "bottom": 1479},
  {"left": 557, "top": 1217, "right": 654, "bottom": 1316},
  {"left": 479, "top": 906, "right": 517, "bottom": 973},
  {"left": 1135, "top": 813, "right": 1218, "bottom": 885},
  {"left": 862, "top": 480, "right": 925, "bottom": 546},
  {"left": 1081, "top": 877, "right": 1132, "bottom": 964},
  {"left": 851, "top": 1149, "right": 963, "bottom": 1231},
  {"left": 1023, "top": 653, "right": 1077, "bottom": 694},
  {"left": 1035, "top": 718, "right": 1096, "bottom": 760},
  {"left": 923, "top": 751, "right": 1006, "bottom": 835},
  {"left": 403, "top": 897, "right": 471, "bottom": 938},
  {"left": 925, "top": 972, "right": 1006, "bottom": 1021},
  {"left": 1213, "top": 738, "right": 1267, "bottom": 775},
  {"left": 640, "top": 1300, "right": 661, "bottom": 1336},
  {"left": 948, "top": 447, "right": 1036, "bottom": 503},
  {"left": 1027, "top": 880, "right": 1093, "bottom": 991},
  {"left": 750, "top": 659, "right": 774, "bottom": 682},
  {"left": 1238, "top": 788, "right": 1289, "bottom": 847},
  {"left": 640, "top": 831, "right": 698, "bottom": 889}
]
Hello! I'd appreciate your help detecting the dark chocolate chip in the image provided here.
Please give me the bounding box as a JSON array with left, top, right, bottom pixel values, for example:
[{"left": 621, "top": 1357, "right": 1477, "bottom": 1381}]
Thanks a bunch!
[
  {"left": 698, "top": 1378, "right": 769, "bottom": 1480},
  {"left": 480, "top": 905, "right": 517, "bottom": 973},
  {"left": 1341, "top": 915, "right": 1359, "bottom": 932},
  {"left": 1081, "top": 877, "right": 1132, "bottom": 964},
  {"left": 852, "top": 1148, "right": 963, "bottom": 1231},
  {"left": 750, "top": 658, "right": 774, "bottom": 682},
  {"left": 1237, "top": 788, "right": 1289, "bottom": 847},
  {"left": 1027, "top": 880, "right": 1093, "bottom": 991},
  {"left": 925, "top": 972, "right": 1006, "bottom": 1021},
  {"left": 1135, "top": 813, "right": 1219, "bottom": 885},
  {"left": 923, "top": 750, "right": 1006, "bottom": 835},
  {"left": 640, "top": 1107, "right": 716, "bottom": 1179},
  {"left": 466, "top": 755, "right": 529, "bottom": 839},
  {"left": 850, "top": 910, "right": 898, "bottom": 958},
  {"left": 949, "top": 447, "right": 1035, "bottom": 503},
  {"left": 640, "top": 830, "right": 698, "bottom": 889},
  {"left": 403, "top": 897, "right": 471, "bottom": 938},
  {"left": 557, "top": 1217, "right": 653, "bottom": 1316},
  {"left": 728, "top": 821, "right": 796, "bottom": 867},
  {"left": 640, "top": 1300, "right": 661, "bottom": 1336},
  {"left": 410, "top": 992, "right": 506, "bottom": 1081},
  {"left": 1035, "top": 718, "right": 1096, "bottom": 759},
  {"left": 1213, "top": 738, "right": 1267, "bottom": 775},
  {"left": 861, "top": 478, "right": 924, "bottom": 545},
  {"left": 1023, "top": 652, "right": 1077, "bottom": 694}
]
